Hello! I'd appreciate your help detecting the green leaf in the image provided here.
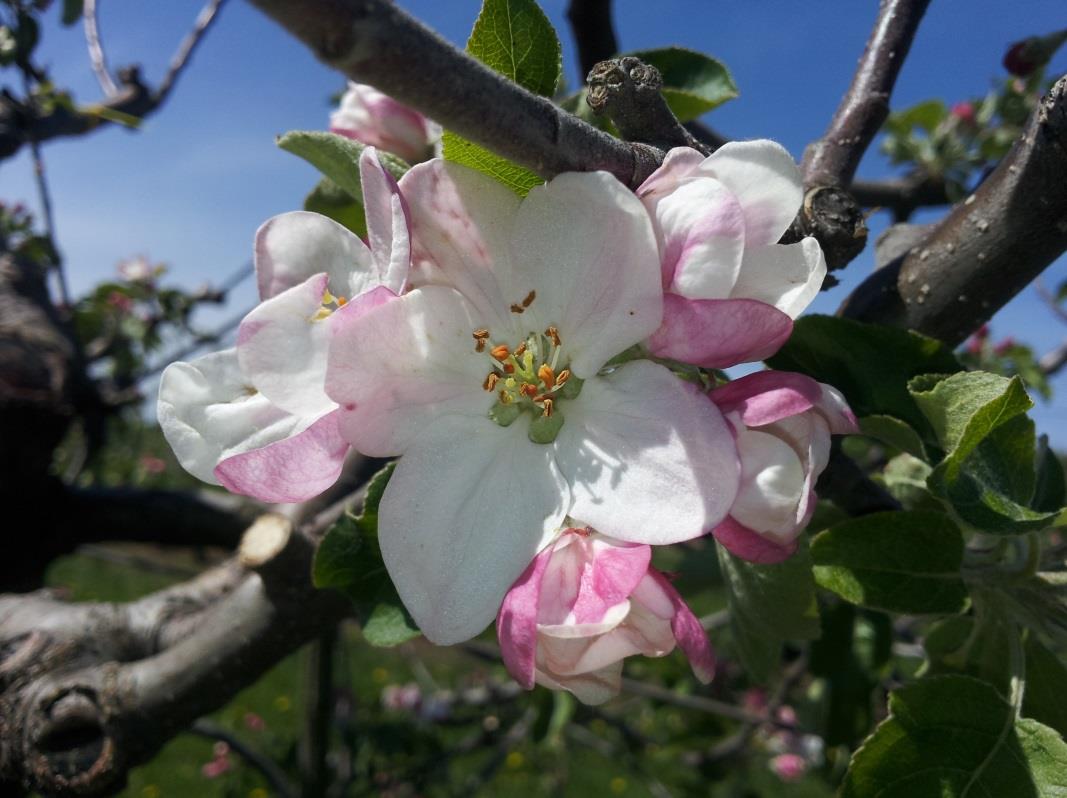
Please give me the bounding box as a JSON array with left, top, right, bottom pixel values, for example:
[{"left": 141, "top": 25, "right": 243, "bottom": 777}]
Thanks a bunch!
[
  {"left": 810, "top": 511, "right": 968, "bottom": 614},
  {"left": 717, "top": 539, "right": 820, "bottom": 681},
  {"left": 858, "top": 414, "right": 927, "bottom": 460},
  {"left": 1034, "top": 437, "right": 1067, "bottom": 513},
  {"left": 362, "top": 601, "right": 420, "bottom": 647},
  {"left": 884, "top": 99, "right": 948, "bottom": 136},
  {"left": 311, "top": 463, "right": 417, "bottom": 647},
  {"left": 277, "top": 130, "right": 410, "bottom": 202},
  {"left": 912, "top": 372, "right": 1059, "bottom": 533},
  {"left": 61, "top": 0, "right": 84, "bottom": 25},
  {"left": 466, "top": 0, "right": 561, "bottom": 96},
  {"left": 627, "top": 47, "right": 738, "bottom": 122},
  {"left": 442, "top": 0, "right": 561, "bottom": 195},
  {"left": 1021, "top": 634, "right": 1067, "bottom": 739},
  {"left": 842, "top": 675, "right": 1067, "bottom": 797},
  {"left": 441, "top": 132, "right": 544, "bottom": 195},
  {"left": 882, "top": 453, "right": 937, "bottom": 509},
  {"left": 304, "top": 178, "right": 367, "bottom": 238},
  {"left": 765, "top": 315, "right": 961, "bottom": 451}
]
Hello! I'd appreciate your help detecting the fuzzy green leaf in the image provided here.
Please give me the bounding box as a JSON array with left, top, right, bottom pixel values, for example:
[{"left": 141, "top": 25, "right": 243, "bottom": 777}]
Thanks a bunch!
[
  {"left": 842, "top": 675, "right": 1067, "bottom": 797},
  {"left": 304, "top": 178, "right": 367, "bottom": 238},
  {"left": 810, "top": 511, "right": 968, "bottom": 614},
  {"left": 277, "top": 130, "right": 409, "bottom": 202}
]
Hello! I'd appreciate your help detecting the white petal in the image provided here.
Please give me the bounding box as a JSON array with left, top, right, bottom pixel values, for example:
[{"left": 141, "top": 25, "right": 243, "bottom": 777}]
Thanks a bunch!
[
  {"left": 698, "top": 140, "right": 803, "bottom": 246},
  {"left": 326, "top": 285, "right": 493, "bottom": 457},
  {"left": 157, "top": 349, "right": 310, "bottom": 484},
  {"left": 509, "top": 171, "right": 663, "bottom": 377},
  {"left": 730, "top": 237, "right": 826, "bottom": 318},
  {"left": 730, "top": 426, "right": 806, "bottom": 541},
  {"left": 254, "top": 211, "right": 377, "bottom": 301},
  {"left": 399, "top": 159, "right": 522, "bottom": 333},
  {"left": 652, "top": 176, "right": 746, "bottom": 300},
  {"left": 555, "top": 361, "right": 739, "bottom": 544},
  {"left": 236, "top": 273, "right": 337, "bottom": 419},
  {"left": 359, "top": 147, "right": 410, "bottom": 294},
  {"left": 379, "top": 415, "right": 569, "bottom": 644}
]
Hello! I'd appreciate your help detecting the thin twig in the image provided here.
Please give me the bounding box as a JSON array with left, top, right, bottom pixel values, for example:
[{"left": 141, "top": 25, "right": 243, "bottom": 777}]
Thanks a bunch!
[
  {"left": 1040, "top": 340, "right": 1067, "bottom": 376},
  {"left": 153, "top": 0, "right": 228, "bottom": 106},
  {"left": 802, "top": 0, "right": 932, "bottom": 187},
  {"left": 189, "top": 719, "right": 298, "bottom": 798},
  {"left": 83, "top": 0, "right": 118, "bottom": 96}
]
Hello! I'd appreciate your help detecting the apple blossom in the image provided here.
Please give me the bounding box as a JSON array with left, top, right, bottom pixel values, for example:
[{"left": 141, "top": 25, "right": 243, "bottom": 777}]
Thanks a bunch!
[
  {"left": 158, "top": 148, "right": 409, "bottom": 502},
  {"left": 330, "top": 81, "right": 442, "bottom": 163},
  {"left": 709, "top": 371, "right": 857, "bottom": 563},
  {"left": 326, "top": 159, "right": 740, "bottom": 645},
  {"left": 637, "top": 141, "right": 826, "bottom": 368},
  {"left": 496, "top": 528, "right": 714, "bottom": 705}
]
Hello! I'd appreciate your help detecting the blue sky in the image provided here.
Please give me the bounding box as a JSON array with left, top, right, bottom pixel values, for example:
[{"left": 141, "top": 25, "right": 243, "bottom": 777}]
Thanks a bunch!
[{"left": 2, "top": 0, "right": 1065, "bottom": 440}]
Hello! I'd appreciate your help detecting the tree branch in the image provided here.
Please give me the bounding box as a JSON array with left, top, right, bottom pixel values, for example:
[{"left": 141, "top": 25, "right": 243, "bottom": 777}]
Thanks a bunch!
[
  {"left": 802, "top": 0, "right": 932, "bottom": 187},
  {"left": 586, "top": 56, "right": 711, "bottom": 155},
  {"left": 840, "top": 74, "right": 1067, "bottom": 346},
  {"left": 83, "top": 0, "right": 118, "bottom": 97},
  {"left": 246, "top": 0, "right": 664, "bottom": 188},
  {"left": 0, "top": 511, "right": 353, "bottom": 796},
  {"left": 850, "top": 172, "right": 950, "bottom": 220},
  {"left": 566, "top": 0, "right": 618, "bottom": 77}
]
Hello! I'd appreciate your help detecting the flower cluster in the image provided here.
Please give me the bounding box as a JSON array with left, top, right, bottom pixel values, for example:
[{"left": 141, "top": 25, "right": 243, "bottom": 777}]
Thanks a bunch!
[{"left": 159, "top": 96, "right": 856, "bottom": 705}]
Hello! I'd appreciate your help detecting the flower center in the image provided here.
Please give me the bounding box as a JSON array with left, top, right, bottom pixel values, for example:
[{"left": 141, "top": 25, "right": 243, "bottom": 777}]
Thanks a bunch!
[
  {"left": 473, "top": 322, "right": 582, "bottom": 443},
  {"left": 311, "top": 288, "right": 347, "bottom": 322}
]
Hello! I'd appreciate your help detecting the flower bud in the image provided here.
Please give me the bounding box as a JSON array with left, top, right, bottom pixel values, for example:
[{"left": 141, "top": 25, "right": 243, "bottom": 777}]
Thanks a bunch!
[
  {"left": 330, "top": 81, "right": 442, "bottom": 163},
  {"left": 497, "top": 528, "right": 714, "bottom": 705},
  {"left": 1003, "top": 29, "right": 1067, "bottom": 77},
  {"left": 709, "top": 372, "right": 857, "bottom": 563}
]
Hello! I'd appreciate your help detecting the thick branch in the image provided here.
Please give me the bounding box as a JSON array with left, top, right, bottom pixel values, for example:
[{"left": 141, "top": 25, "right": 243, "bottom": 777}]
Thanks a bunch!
[
  {"left": 802, "top": 0, "right": 931, "bottom": 187},
  {"left": 840, "top": 74, "right": 1067, "bottom": 346},
  {"left": 850, "top": 173, "right": 950, "bottom": 219},
  {"left": 566, "top": 0, "right": 618, "bottom": 77},
  {"left": 246, "top": 0, "right": 663, "bottom": 188},
  {"left": 0, "top": 512, "right": 351, "bottom": 796}
]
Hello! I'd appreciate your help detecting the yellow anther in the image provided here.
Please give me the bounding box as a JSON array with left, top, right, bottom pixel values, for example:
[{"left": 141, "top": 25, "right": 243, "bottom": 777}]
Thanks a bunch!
[
  {"left": 538, "top": 364, "right": 555, "bottom": 387},
  {"left": 504, "top": 377, "right": 517, "bottom": 390},
  {"left": 322, "top": 289, "right": 336, "bottom": 305},
  {"left": 490, "top": 344, "right": 511, "bottom": 362},
  {"left": 499, "top": 390, "right": 514, "bottom": 405},
  {"left": 336, "top": 295, "right": 348, "bottom": 306}
]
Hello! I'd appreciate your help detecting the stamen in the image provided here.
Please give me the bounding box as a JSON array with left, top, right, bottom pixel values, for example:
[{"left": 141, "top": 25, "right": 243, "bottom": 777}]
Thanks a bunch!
[
  {"left": 538, "top": 364, "right": 555, "bottom": 387},
  {"left": 540, "top": 398, "right": 554, "bottom": 417},
  {"left": 336, "top": 296, "right": 348, "bottom": 306},
  {"left": 510, "top": 303, "right": 525, "bottom": 314},
  {"left": 520, "top": 383, "right": 538, "bottom": 398},
  {"left": 483, "top": 373, "right": 500, "bottom": 391},
  {"left": 555, "top": 369, "right": 571, "bottom": 386},
  {"left": 522, "top": 290, "right": 536, "bottom": 308},
  {"left": 473, "top": 328, "right": 490, "bottom": 352},
  {"left": 545, "top": 326, "right": 561, "bottom": 347},
  {"left": 513, "top": 342, "right": 527, "bottom": 358},
  {"left": 499, "top": 390, "right": 514, "bottom": 404},
  {"left": 503, "top": 362, "right": 516, "bottom": 374},
  {"left": 490, "top": 344, "right": 511, "bottom": 362}
]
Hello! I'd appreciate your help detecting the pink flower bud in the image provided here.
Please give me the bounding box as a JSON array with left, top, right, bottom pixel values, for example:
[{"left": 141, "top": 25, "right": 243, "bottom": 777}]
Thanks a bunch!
[
  {"left": 497, "top": 528, "right": 715, "bottom": 705},
  {"left": 381, "top": 683, "right": 422, "bottom": 712},
  {"left": 243, "top": 711, "right": 266, "bottom": 732},
  {"left": 951, "top": 101, "right": 976, "bottom": 126},
  {"left": 709, "top": 372, "right": 858, "bottom": 564},
  {"left": 107, "top": 291, "right": 134, "bottom": 313},
  {"left": 993, "top": 337, "right": 1016, "bottom": 356},
  {"left": 201, "top": 756, "right": 231, "bottom": 779},
  {"left": 330, "top": 82, "right": 441, "bottom": 163},
  {"left": 1003, "top": 30, "right": 1067, "bottom": 77},
  {"left": 770, "top": 753, "right": 807, "bottom": 782}
]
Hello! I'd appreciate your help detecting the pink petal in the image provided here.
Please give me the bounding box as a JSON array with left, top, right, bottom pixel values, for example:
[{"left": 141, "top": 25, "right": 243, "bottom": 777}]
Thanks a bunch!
[
  {"left": 572, "top": 539, "right": 651, "bottom": 624},
  {"left": 637, "top": 146, "right": 705, "bottom": 199},
  {"left": 710, "top": 371, "right": 823, "bottom": 427},
  {"left": 214, "top": 410, "right": 349, "bottom": 503},
  {"left": 712, "top": 515, "right": 798, "bottom": 565},
  {"left": 359, "top": 147, "right": 410, "bottom": 294},
  {"left": 647, "top": 295, "right": 793, "bottom": 369},
  {"left": 497, "top": 542, "right": 555, "bottom": 690},
  {"left": 644, "top": 571, "right": 716, "bottom": 683}
]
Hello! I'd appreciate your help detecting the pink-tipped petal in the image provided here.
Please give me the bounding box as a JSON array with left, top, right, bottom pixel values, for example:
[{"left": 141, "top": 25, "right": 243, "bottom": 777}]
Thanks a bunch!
[
  {"left": 698, "top": 140, "right": 803, "bottom": 247},
  {"left": 254, "top": 211, "right": 375, "bottom": 301},
  {"left": 637, "top": 146, "right": 705, "bottom": 199},
  {"left": 815, "top": 383, "right": 860, "bottom": 434},
  {"left": 647, "top": 571, "right": 716, "bottom": 683},
  {"left": 572, "top": 540, "right": 651, "bottom": 624},
  {"left": 710, "top": 371, "right": 823, "bottom": 427},
  {"left": 498, "top": 543, "right": 555, "bottom": 689},
  {"left": 713, "top": 515, "right": 799, "bottom": 565},
  {"left": 214, "top": 409, "right": 349, "bottom": 503},
  {"left": 647, "top": 295, "right": 793, "bottom": 369},
  {"left": 655, "top": 177, "right": 746, "bottom": 299},
  {"left": 359, "top": 147, "right": 410, "bottom": 294}
]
